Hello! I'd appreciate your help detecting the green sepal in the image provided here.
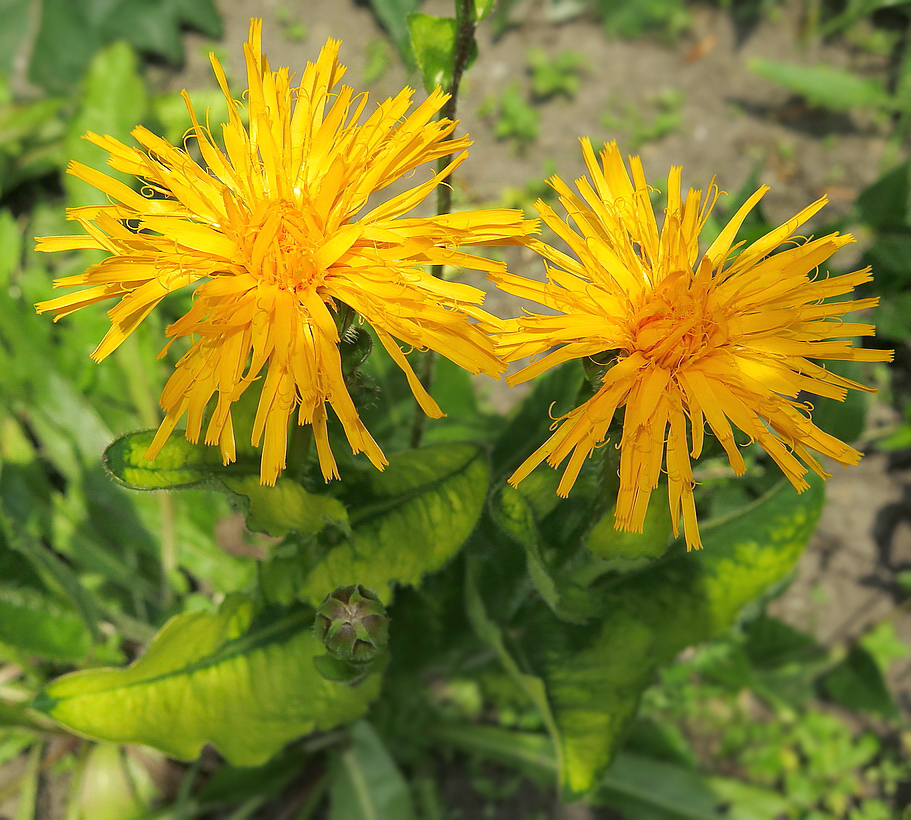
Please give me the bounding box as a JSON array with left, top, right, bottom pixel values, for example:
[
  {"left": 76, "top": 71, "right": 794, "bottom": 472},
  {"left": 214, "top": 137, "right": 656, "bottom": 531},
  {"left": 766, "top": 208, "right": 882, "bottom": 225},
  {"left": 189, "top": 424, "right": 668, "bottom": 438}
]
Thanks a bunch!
[{"left": 35, "top": 593, "right": 381, "bottom": 765}]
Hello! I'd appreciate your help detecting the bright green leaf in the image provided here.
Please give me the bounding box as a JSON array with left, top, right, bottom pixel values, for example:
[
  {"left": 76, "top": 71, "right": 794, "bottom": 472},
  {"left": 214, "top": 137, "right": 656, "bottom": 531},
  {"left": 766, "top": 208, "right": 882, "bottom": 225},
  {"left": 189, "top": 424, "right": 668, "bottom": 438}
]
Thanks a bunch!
[
  {"left": 408, "top": 14, "right": 464, "bottom": 94},
  {"left": 585, "top": 487, "right": 673, "bottom": 561},
  {"left": 104, "top": 429, "right": 261, "bottom": 490},
  {"left": 329, "top": 721, "right": 416, "bottom": 820},
  {"left": 476, "top": 475, "right": 826, "bottom": 799},
  {"left": 292, "top": 443, "right": 490, "bottom": 604},
  {"left": 37, "top": 595, "right": 381, "bottom": 764},
  {"left": 222, "top": 476, "right": 349, "bottom": 538},
  {"left": 749, "top": 58, "right": 894, "bottom": 112}
]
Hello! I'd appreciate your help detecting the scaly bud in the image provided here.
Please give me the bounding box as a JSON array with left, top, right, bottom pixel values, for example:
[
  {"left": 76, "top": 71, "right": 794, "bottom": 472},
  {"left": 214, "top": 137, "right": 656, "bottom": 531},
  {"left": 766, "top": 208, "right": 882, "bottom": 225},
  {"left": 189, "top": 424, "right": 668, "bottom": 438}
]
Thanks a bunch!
[{"left": 314, "top": 585, "right": 389, "bottom": 665}]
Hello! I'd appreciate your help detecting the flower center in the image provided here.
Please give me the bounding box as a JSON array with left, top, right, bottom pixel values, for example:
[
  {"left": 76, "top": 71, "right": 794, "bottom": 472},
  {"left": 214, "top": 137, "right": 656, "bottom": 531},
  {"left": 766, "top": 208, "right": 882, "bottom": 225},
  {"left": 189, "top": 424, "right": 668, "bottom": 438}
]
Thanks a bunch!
[
  {"left": 630, "top": 271, "right": 727, "bottom": 370},
  {"left": 241, "top": 199, "right": 327, "bottom": 290}
]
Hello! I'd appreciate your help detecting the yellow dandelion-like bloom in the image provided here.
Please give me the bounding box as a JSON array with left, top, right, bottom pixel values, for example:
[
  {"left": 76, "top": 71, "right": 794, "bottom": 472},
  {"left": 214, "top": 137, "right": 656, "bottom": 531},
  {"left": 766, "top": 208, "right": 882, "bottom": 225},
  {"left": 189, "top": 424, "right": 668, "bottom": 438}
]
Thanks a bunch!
[
  {"left": 36, "top": 19, "right": 534, "bottom": 484},
  {"left": 492, "top": 138, "right": 893, "bottom": 551}
]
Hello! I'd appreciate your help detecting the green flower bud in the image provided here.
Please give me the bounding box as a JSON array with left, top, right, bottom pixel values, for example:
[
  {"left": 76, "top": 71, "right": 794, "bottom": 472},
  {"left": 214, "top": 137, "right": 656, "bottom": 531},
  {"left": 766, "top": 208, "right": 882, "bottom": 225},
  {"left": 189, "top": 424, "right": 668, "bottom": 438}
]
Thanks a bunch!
[{"left": 314, "top": 585, "right": 389, "bottom": 664}]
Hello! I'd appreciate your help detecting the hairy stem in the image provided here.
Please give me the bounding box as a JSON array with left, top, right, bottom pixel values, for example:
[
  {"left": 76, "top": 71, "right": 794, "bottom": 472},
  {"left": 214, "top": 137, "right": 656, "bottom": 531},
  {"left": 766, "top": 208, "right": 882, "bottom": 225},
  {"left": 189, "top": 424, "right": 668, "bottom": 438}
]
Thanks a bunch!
[{"left": 410, "top": 0, "right": 478, "bottom": 449}]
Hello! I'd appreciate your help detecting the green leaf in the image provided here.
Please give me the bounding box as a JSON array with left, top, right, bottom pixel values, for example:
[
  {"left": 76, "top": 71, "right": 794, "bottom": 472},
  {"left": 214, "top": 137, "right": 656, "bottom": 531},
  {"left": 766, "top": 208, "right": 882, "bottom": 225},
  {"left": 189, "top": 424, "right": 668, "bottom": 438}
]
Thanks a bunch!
[
  {"left": 64, "top": 41, "right": 148, "bottom": 209},
  {"left": 0, "top": 511, "right": 102, "bottom": 642},
  {"left": 855, "top": 161, "right": 911, "bottom": 231},
  {"left": 104, "top": 429, "right": 261, "bottom": 489},
  {"left": 489, "top": 477, "right": 599, "bottom": 622},
  {"left": 408, "top": 14, "right": 477, "bottom": 94},
  {"left": 475, "top": 475, "right": 826, "bottom": 799},
  {"left": 749, "top": 59, "right": 894, "bottom": 112},
  {"left": 806, "top": 356, "right": 869, "bottom": 446},
  {"left": 872, "top": 291, "right": 911, "bottom": 339},
  {"left": 368, "top": 0, "right": 419, "bottom": 67},
  {"left": 289, "top": 443, "right": 490, "bottom": 605},
  {"left": 0, "top": 210, "right": 20, "bottom": 283},
  {"left": 28, "top": 0, "right": 222, "bottom": 94},
  {"left": 598, "top": 752, "right": 727, "bottom": 819},
  {"left": 585, "top": 487, "right": 674, "bottom": 561},
  {"left": 222, "top": 476, "right": 350, "bottom": 538},
  {"left": 0, "top": 584, "right": 92, "bottom": 661},
  {"left": 329, "top": 721, "right": 416, "bottom": 820},
  {"left": 703, "top": 776, "right": 790, "bottom": 820},
  {"left": 819, "top": 644, "right": 899, "bottom": 719},
  {"left": 0, "top": 0, "right": 31, "bottom": 77},
  {"left": 859, "top": 621, "right": 909, "bottom": 673},
  {"left": 742, "top": 616, "right": 821, "bottom": 669},
  {"left": 429, "top": 725, "right": 729, "bottom": 820},
  {"left": 37, "top": 595, "right": 381, "bottom": 764},
  {"left": 491, "top": 361, "right": 584, "bottom": 477}
]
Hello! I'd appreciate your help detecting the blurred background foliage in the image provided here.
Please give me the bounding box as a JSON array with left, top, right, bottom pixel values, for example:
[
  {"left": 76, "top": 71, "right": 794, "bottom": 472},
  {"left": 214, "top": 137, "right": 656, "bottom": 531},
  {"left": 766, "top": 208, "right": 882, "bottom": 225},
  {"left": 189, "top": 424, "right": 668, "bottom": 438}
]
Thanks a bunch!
[{"left": 0, "top": 0, "right": 909, "bottom": 818}]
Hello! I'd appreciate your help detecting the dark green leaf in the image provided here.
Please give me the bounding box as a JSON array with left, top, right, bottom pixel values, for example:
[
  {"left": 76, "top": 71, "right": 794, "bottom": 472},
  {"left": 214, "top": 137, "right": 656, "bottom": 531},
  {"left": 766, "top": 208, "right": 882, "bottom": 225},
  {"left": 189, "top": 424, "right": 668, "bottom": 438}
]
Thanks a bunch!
[
  {"left": 0, "top": 0, "right": 30, "bottom": 77},
  {"left": 490, "top": 476, "right": 599, "bottom": 622},
  {"left": 329, "top": 721, "right": 416, "bottom": 820},
  {"left": 742, "top": 616, "right": 820, "bottom": 669},
  {"left": 368, "top": 0, "right": 419, "bottom": 67},
  {"left": 819, "top": 645, "right": 899, "bottom": 719},
  {"left": 803, "top": 356, "right": 868, "bottom": 446},
  {"left": 29, "top": 0, "right": 222, "bottom": 94},
  {"left": 64, "top": 41, "right": 148, "bottom": 209},
  {"left": 491, "top": 361, "right": 584, "bottom": 477},
  {"left": 0, "top": 512, "right": 101, "bottom": 642},
  {"left": 872, "top": 292, "right": 911, "bottom": 339},
  {"left": 855, "top": 161, "right": 911, "bottom": 231},
  {"left": 598, "top": 752, "right": 726, "bottom": 819}
]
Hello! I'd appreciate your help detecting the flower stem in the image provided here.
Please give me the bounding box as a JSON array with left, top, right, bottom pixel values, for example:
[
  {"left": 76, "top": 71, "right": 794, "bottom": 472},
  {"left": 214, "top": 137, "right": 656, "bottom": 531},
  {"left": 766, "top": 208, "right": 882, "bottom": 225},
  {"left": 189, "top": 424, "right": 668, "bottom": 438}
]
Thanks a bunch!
[{"left": 410, "top": 0, "right": 478, "bottom": 449}]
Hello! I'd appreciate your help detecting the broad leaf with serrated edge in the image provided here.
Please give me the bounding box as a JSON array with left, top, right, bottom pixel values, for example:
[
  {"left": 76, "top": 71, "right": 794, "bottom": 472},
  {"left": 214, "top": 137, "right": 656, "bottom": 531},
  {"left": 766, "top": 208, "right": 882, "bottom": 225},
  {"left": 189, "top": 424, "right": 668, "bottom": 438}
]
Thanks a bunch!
[
  {"left": 291, "top": 443, "right": 489, "bottom": 604},
  {"left": 35, "top": 594, "right": 380, "bottom": 764},
  {"left": 474, "top": 474, "right": 825, "bottom": 800}
]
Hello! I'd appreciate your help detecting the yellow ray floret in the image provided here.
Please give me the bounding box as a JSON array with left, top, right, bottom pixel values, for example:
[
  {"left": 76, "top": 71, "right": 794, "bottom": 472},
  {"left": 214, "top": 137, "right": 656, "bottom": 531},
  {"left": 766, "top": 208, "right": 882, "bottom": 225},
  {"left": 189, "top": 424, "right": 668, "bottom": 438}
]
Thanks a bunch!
[
  {"left": 492, "top": 138, "right": 893, "bottom": 551},
  {"left": 36, "top": 19, "right": 536, "bottom": 484}
]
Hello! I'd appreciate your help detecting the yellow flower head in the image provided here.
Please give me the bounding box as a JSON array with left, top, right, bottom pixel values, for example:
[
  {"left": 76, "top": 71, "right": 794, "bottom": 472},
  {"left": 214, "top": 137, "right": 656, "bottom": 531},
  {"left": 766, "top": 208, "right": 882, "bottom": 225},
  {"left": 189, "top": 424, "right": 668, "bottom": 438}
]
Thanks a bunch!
[
  {"left": 36, "top": 19, "right": 534, "bottom": 484},
  {"left": 492, "top": 139, "right": 893, "bottom": 551}
]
